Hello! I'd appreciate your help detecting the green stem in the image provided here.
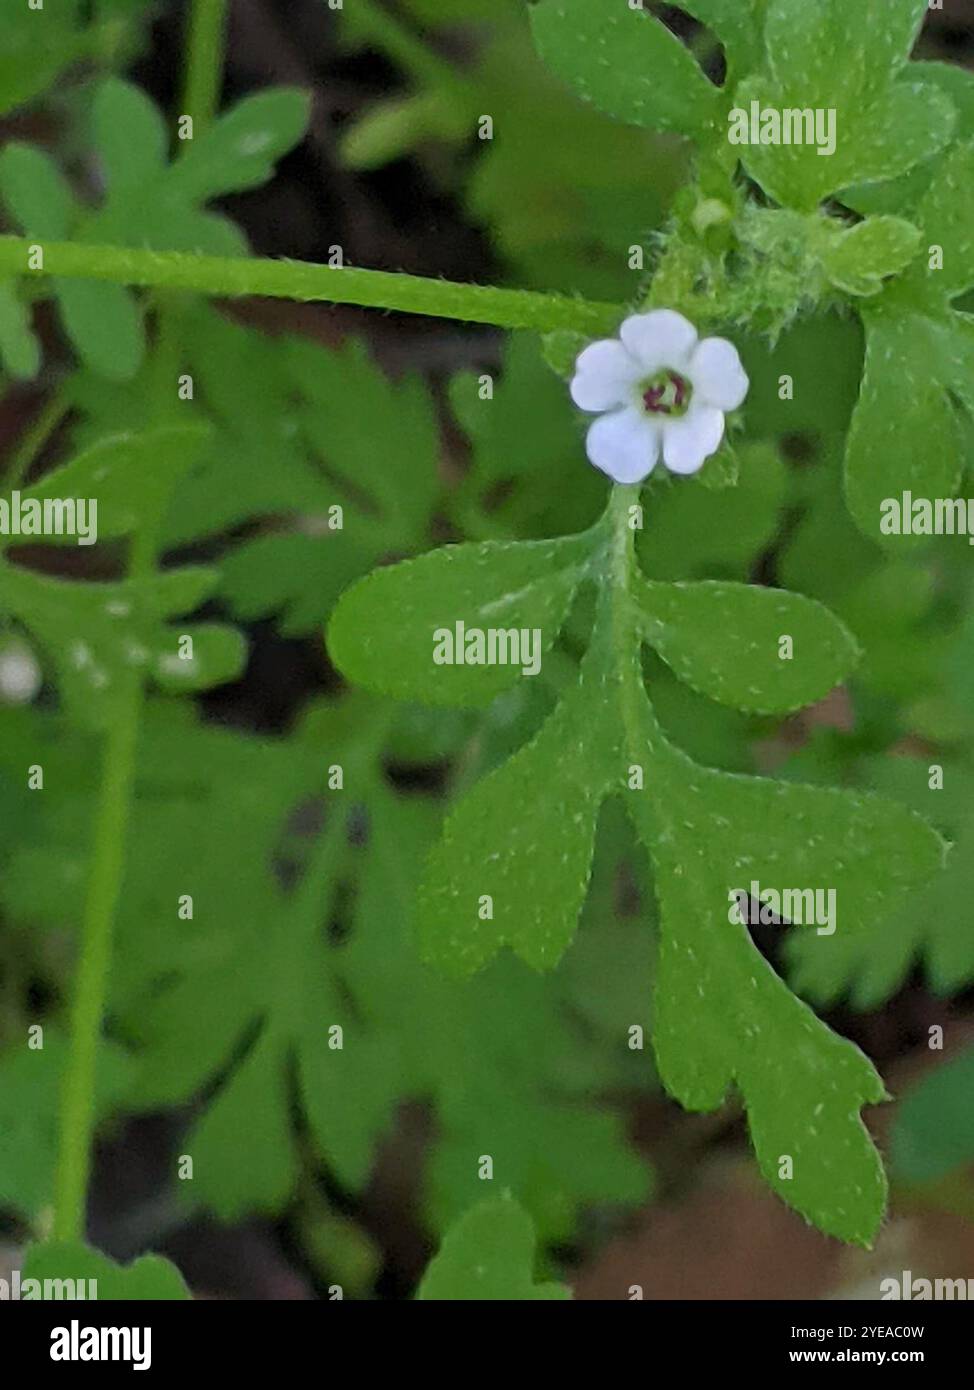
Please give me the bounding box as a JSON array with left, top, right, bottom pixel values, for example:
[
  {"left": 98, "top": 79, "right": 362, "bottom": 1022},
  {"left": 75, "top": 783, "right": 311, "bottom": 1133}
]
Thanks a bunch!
[
  {"left": 51, "top": 307, "right": 185, "bottom": 1244},
  {"left": 603, "top": 483, "right": 666, "bottom": 756},
  {"left": 182, "top": 0, "right": 229, "bottom": 129},
  {"left": 0, "top": 237, "right": 623, "bottom": 336},
  {"left": 350, "top": 0, "right": 465, "bottom": 94},
  {"left": 50, "top": 10, "right": 217, "bottom": 1249},
  {"left": 608, "top": 485, "right": 640, "bottom": 675},
  {"left": 51, "top": 671, "right": 143, "bottom": 1241},
  {"left": 4, "top": 384, "right": 72, "bottom": 489}
]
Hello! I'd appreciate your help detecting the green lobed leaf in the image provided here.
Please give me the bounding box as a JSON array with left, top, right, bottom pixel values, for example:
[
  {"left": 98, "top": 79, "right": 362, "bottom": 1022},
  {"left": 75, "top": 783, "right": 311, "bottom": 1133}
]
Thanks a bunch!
[
  {"left": 0, "top": 139, "right": 145, "bottom": 381},
  {"left": 426, "top": 1090, "right": 649, "bottom": 1242},
  {"left": 118, "top": 314, "right": 443, "bottom": 634},
  {"left": 0, "top": 80, "right": 311, "bottom": 380},
  {"left": 739, "top": 76, "right": 955, "bottom": 212},
  {"left": 23, "top": 1242, "right": 189, "bottom": 1301},
  {"left": 626, "top": 728, "right": 944, "bottom": 1244},
  {"left": 897, "top": 140, "right": 974, "bottom": 302},
  {"left": 529, "top": 0, "right": 722, "bottom": 138},
  {"left": 738, "top": 0, "right": 955, "bottom": 209},
  {"left": 152, "top": 623, "right": 248, "bottom": 696},
  {"left": 822, "top": 216, "right": 922, "bottom": 298},
  {"left": 0, "top": 143, "right": 147, "bottom": 382},
  {"left": 285, "top": 333, "right": 440, "bottom": 537},
  {"left": 165, "top": 88, "right": 312, "bottom": 204},
  {"left": 762, "top": 0, "right": 930, "bottom": 104},
  {"left": 0, "top": 143, "right": 74, "bottom": 238},
  {"left": 634, "top": 578, "right": 860, "bottom": 714},
  {"left": 844, "top": 309, "right": 964, "bottom": 546},
  {"left": 0, "top": 1, "right": 87, "bottom": 117},
  {"left": 90, "top": 76, "right": 168, "bottom": 196},
  {"left": 416, "top": 1196, "right": 571, "bottom": 1300},
  {"left": 219, "top": 533, "right": 375, "bottom": 639},
  {"left": 0, "top": 563, "right": 243, "bottom": 729},
  {"left": 841, "top": 141, "right": 974, "bottom": 542},
  {"left": 188, "top": 1033, "right": 298, "bottom": 1218},
  {"left": 417, "top": 619, "right": 620, "bottom": 976},
  {"left": 328, "top": 534, "right": 594, "bottom": 707},
  {"left": 382, "top": 495, "right": 947, "bottom": 1243},
  {"left": 787, "top": 758, "right": 974, "bottom": 1010},
  {"left": 844, "top": 63, "right": 974, "bottom": 217},
  {"left": 8, "top": 696, "right": 652, "bottom": 1234},
  {"left": 54, "top": 279, "right": 145, "bottom": 383},
  {"left": 12, "top": 426, "right": 210, "bottom": 543}
]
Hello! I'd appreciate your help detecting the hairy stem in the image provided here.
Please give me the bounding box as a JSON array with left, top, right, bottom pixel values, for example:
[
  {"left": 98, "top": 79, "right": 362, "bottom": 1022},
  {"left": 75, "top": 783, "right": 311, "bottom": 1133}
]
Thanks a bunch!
[
  {"left": 604, "top": 483, "right": 666, "bottom": 756},
  {"left": 0, "top": 237, "right": 623, "bottom": 336}
]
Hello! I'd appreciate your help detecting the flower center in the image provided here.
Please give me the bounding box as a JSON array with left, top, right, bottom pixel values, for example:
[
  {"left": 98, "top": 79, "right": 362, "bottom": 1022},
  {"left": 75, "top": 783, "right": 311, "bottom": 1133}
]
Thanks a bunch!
[{"left": 641, "top": 369, "right": 691, "bottom": 418}]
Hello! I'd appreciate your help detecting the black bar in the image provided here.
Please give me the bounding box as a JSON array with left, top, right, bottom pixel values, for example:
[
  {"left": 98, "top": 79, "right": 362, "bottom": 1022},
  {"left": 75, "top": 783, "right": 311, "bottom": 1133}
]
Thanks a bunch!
[{"left": 1, "top": 1298, "right": 968, "bottom": 1374}]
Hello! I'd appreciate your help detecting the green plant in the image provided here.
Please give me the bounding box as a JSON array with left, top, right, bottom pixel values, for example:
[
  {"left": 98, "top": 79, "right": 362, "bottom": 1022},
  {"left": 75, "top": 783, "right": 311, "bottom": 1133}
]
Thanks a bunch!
[{"left": 2, "top": 0, "right": 973, "bottom": 1298}]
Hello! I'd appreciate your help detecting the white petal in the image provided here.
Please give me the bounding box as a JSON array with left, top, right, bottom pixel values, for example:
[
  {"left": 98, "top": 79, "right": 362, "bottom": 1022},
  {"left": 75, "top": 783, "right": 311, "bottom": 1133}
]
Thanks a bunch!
[
  {"left": 688, "top": 336, "right": 749, "bottom": 411},
  {"left": 662, "top": 405, "right": 725, "bottom": 475},
  {"left": 570, "top": 339, "right": 641, "bottom": 411},
  {"left": 619, "top": 310, "right": 698, "bottom": 373},
  {"left": 585, "top": 407, "right": 660, "bottom": 484}
]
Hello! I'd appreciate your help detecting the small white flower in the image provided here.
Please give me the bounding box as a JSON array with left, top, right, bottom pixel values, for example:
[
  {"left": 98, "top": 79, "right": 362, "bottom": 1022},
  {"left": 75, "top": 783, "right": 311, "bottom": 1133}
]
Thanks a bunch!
[{"left": 570, "top": 309, "right": 749, "bottom": 484}]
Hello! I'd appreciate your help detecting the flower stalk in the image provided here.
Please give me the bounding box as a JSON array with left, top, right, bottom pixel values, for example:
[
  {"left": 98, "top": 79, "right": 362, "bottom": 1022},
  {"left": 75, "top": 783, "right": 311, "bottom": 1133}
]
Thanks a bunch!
[{"left": 0, "top": 236, "right": 624, "bottom": 337}]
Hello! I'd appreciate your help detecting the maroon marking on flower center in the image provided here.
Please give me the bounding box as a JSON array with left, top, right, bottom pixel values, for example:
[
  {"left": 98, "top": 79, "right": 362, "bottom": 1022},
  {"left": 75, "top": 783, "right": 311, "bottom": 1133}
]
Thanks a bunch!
[{"left": 643, "top": 371, "right": 688, "bottom": 415}]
